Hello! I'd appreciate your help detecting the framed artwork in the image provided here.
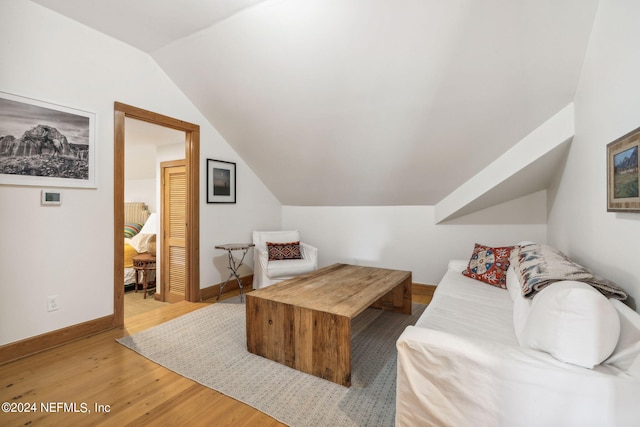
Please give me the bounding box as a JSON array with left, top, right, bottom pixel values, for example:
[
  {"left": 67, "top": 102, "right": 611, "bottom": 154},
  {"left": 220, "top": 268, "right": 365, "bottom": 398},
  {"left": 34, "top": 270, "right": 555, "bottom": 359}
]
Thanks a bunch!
[
  {"left": 0, "top": 91, "right": 96, "bottom": 188},
  {"left": 207, "top": 159, "right": 236, "bottom": 203},
  {"left": 607, "top": 126, "right": 640, "bottom": 212}
]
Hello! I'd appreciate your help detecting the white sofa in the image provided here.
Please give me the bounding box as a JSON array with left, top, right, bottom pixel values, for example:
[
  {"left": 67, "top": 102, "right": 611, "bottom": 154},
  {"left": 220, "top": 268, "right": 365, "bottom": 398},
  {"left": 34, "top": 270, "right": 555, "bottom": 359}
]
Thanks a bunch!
[
  {"left": 396, "top": 256, "right": 640, "bottom": 427},
  {"left": 252, "top": 230, "right": 318, "bottom": 289}
]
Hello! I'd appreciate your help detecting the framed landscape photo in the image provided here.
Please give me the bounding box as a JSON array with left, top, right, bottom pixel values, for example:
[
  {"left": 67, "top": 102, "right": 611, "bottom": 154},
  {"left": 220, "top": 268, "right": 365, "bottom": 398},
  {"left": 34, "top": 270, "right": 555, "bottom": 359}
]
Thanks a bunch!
[
  {"left": 607, "top": 126, "right": 640, "bottom": 212},
  {"left": 207, "top": 159, "right": 236, "bottom": 203},
  {"left": 0, "top": 91, "right": 96, "bottom": 188}
]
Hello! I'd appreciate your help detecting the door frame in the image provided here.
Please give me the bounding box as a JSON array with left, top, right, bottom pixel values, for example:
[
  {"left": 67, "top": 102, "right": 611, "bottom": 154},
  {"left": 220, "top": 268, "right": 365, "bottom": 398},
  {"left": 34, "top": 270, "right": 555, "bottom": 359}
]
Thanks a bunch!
[{"left": 113, "top": 102, "right": 200, "bottom": 328}]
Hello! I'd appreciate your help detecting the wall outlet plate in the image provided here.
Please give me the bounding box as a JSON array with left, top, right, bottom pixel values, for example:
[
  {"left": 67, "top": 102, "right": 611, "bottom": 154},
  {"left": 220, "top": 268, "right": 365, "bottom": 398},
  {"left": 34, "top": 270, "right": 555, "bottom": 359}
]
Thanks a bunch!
[{"left": 47, "top": 295, "right": 59, "bottom": 312}]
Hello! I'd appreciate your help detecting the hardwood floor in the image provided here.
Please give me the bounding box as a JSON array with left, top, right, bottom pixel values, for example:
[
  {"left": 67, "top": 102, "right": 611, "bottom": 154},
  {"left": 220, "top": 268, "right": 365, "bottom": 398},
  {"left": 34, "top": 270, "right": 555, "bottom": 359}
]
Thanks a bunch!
[
  {"left": 123, "top": 290, "right": 170, "bottom": 318},
  {"left": 0, "top": 286, "right": 433, "bottom": 426}
]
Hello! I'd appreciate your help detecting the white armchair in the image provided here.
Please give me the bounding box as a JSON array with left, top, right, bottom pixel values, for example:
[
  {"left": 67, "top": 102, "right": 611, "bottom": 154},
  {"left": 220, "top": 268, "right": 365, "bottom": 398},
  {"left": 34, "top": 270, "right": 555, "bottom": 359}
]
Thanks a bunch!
[{"left": 252, "top": 230, "right": 318, "bottom": 289}]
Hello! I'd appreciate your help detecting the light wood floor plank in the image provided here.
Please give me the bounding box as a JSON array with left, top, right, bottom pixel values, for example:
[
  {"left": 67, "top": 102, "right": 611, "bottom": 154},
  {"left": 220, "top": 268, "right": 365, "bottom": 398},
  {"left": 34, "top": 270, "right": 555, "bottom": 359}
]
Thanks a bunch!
[{"left": 0, "top": 287, "right": 432, "bottom": 426}]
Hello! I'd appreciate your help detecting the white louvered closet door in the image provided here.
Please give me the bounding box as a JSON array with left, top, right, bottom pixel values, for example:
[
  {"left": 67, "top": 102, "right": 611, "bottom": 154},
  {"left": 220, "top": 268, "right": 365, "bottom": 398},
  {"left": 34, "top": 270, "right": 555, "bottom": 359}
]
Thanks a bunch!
[{"left": 162, "top": 160, "right": 187, "bottom": 303}]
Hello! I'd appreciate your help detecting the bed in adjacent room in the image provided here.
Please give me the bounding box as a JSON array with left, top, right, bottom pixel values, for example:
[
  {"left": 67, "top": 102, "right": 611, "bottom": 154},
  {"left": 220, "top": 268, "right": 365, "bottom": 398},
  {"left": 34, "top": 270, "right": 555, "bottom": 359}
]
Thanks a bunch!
[{"left": 123, "top": 202, "right": 155, "bottom": 290}]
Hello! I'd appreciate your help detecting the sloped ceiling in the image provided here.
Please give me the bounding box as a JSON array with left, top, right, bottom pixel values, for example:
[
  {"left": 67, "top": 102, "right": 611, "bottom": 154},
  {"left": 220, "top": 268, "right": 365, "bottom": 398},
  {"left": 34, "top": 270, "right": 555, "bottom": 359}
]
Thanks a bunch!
[
  {"left": 435, "top": 104, "right": 575, "bottom": 223},
  {"left": 33, "top": 0, "right": 599, "bottom": 206}
]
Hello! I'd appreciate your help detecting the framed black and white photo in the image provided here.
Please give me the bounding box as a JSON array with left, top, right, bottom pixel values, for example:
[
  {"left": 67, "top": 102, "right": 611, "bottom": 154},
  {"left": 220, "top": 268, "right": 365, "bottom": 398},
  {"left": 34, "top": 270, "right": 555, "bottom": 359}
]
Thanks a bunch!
[
  {"left": 0, "top": 91, "right": 96, "bottom": 188},
  {"left": 207, "top": 159, "right": 236, "bottom": 203}
]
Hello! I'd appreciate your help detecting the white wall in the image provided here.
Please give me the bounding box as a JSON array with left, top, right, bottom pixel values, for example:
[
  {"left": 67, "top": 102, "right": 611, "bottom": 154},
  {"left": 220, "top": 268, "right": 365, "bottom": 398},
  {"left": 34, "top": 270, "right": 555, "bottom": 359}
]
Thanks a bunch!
[
  {"left": 125, "top": 143, "right": 159, "bottom": 211},
  {"left": 284, "top": 199, "right": 547, "bottom": 285},
  {"left": 548, "top": 0, "right": 640, "bottom": 310},
  {"left": 124, "top": 178, "right": 155, "bottom": 210},
  {"left": 0, "top": 0, "right": 281, "bottom": 345}
]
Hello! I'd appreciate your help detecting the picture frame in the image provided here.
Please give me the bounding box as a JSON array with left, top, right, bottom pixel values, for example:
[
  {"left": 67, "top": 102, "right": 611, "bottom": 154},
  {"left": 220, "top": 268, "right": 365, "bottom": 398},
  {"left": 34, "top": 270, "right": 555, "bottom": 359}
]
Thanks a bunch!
[
  {"left": 207, "top": 159, "right": 236, "bottom": 203},
  {"left": 607, "top": 126, "right": 640, "bottom": 212},
  {"left": 0, "top": 91, "right": 96, "bottom": 188}
]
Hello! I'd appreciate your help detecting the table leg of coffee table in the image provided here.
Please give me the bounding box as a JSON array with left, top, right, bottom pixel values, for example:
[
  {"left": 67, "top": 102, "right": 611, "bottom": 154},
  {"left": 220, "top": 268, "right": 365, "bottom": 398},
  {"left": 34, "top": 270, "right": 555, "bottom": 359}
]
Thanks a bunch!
[
  {"left": 370, "top": 274, "right": 412, "bottom": 314},
  {"left": 246, "top": 296, "right": 353, "bottom": 387}
]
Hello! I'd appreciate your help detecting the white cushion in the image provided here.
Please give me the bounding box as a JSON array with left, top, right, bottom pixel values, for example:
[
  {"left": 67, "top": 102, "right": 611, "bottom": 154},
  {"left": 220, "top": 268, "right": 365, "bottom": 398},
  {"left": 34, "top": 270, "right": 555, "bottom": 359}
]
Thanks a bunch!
[
  {"left": 512, "top": 292, "right": 532, "bottom": 342},
  {"left": 506, "top": 265, "right": 534, "bottom": 341},
  {"left": 605, "top": 299, "right": 640, "bottom": 376},
  {"left": 267, "top": 257, "right": 316, "bottom": 279},
  {"left": 505, "top": 265, "right": 520, "bottom": 302},
  {"left": 126, "top": 233, "right": 153, "bottom": 253},
  {"left": 518, "top": 281, "right": 621, "bottom": 369},
  {"left": 506, "top": 241, "right": 534, "bottom": 301}
]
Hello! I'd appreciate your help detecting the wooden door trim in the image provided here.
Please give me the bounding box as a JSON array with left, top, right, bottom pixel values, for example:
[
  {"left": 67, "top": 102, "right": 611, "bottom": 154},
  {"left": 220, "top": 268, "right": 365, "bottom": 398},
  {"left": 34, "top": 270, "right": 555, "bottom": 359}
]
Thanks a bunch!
[{"left": 114, "top": 102, "right": 200, "bottom": 328}]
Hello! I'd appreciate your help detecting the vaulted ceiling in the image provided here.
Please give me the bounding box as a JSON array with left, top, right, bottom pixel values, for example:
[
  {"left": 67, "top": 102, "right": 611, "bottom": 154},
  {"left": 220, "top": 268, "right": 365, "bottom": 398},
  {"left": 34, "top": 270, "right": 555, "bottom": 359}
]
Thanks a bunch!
[{"left": 33, "top": 0, "right": 599, "bottom": 206}]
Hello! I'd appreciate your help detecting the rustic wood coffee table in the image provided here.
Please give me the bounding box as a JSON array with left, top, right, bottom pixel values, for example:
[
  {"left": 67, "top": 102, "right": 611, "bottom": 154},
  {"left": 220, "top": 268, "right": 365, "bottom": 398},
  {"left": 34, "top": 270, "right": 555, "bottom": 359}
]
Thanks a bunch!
[{"left": 246, "top": 263, "right": 412, "bottom": 386}]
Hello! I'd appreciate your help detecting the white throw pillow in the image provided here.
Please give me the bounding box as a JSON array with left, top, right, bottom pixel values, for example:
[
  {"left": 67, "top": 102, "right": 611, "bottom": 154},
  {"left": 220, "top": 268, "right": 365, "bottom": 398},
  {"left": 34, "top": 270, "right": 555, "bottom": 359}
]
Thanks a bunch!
[
  {"left": 505, "top": 265, "right": 520, "bottom": 302},
  {"left": 518, "top": 281, "right": 620, "bottom": 369},
  {"left": 127, "top": 233, "right": 153, "bottom": 253},
  {"left": 605, "top": 299, "right": 640, "bottom": 377},
  {"left": 507, "top": 264, "right": 534, "bottom": 340}
]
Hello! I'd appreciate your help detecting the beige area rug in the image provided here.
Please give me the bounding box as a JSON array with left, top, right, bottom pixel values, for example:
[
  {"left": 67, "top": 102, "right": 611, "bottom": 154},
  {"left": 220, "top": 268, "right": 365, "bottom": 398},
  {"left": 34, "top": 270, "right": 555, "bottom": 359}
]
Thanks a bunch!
[{"left": 117, "top": 296, "right": 426, "bottom": 427}]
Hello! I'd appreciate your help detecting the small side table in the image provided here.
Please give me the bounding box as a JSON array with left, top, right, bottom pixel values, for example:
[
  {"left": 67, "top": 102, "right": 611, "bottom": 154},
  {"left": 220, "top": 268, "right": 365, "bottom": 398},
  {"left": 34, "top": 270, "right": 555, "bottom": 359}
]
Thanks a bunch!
[
  {"left": 215, "top": 243, "right": 255, "bottom": 302},
  {"left": 133, "top": 253, "right": 156, "bottom": 299}
]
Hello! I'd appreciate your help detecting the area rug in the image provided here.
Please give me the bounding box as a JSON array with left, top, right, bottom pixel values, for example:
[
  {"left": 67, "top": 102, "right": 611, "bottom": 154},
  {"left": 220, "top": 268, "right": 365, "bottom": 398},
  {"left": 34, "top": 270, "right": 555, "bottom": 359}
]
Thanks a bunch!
[{"left": 117, "top": 297, "right": 426, "bottom": 427}]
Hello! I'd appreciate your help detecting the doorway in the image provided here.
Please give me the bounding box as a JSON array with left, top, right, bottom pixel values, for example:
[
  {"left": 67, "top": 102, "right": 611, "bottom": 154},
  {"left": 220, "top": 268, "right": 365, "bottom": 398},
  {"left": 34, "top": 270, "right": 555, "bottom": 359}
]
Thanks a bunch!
[{"left": 114, "top": 102, "right": 200, "bottom": 328}]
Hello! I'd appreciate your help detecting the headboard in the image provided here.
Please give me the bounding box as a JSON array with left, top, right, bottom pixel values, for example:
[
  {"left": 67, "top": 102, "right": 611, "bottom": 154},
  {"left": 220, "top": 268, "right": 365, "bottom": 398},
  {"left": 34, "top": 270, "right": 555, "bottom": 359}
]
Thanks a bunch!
[{"left": 124, "top": 202, "right": 151, "bottom": 225}]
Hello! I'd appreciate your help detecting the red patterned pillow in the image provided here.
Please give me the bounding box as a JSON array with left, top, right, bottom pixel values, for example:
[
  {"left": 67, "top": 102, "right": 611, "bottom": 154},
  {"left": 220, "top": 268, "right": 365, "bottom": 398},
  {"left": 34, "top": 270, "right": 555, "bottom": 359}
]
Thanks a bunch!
[
  {"left": 462, "top": 243, "right": 515, "bottom": 288},
  {"left": 267, "top": 241, "right": 302, "bottom": 260}
]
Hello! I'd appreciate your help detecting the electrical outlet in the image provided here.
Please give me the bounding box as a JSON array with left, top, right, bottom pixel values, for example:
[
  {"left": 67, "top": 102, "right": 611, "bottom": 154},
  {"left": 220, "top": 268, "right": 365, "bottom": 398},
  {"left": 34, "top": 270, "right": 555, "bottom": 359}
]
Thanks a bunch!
[{"left": 48, "top": 295, "right": 59, "bottom": 312}]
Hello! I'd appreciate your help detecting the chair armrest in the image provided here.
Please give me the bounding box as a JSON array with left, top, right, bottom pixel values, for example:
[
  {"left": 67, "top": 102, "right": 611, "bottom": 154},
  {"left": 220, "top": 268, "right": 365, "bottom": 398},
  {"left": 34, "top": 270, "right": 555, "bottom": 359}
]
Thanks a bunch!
[
  {"left": 300, "top": 243, "right": 318, "bottom": 267},
  {"left": 255, "top": 247, "right": 269, "bottom": 270}
]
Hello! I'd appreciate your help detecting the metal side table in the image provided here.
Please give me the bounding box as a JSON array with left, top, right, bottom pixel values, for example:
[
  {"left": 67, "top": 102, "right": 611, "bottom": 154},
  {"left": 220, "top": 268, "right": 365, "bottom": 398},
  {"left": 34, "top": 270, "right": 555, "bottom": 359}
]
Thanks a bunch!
[{"left": 215, "top": 243, "right": 255, "bottom": 302}]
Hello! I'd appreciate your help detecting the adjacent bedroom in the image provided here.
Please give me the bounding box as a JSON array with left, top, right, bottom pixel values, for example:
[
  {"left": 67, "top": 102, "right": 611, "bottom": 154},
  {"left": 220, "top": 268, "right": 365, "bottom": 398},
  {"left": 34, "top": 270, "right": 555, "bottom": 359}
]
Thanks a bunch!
[{"left": 123, "top": 117, "right": 186, "bottom": 318}]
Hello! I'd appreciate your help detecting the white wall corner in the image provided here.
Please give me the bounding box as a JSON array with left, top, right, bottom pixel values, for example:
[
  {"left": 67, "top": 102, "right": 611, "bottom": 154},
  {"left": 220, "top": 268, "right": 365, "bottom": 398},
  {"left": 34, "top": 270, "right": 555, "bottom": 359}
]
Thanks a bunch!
[{"left": 434, "top": 103, "right": 575, "bottom": 224}]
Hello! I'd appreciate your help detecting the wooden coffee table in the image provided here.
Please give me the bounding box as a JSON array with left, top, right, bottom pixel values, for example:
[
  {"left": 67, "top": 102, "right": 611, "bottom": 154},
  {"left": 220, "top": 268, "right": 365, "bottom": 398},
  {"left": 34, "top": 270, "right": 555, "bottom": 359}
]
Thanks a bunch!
[{"left": 246, "top": 263, "right": 412, "bottom": 386}]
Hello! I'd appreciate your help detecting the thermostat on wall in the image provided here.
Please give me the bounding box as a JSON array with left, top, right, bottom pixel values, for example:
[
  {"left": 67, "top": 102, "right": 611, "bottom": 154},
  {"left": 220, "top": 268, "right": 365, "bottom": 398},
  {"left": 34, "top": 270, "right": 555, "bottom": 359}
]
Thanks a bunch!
[{"left": 41, "top": 190, "right": 62, "bottom": 205}]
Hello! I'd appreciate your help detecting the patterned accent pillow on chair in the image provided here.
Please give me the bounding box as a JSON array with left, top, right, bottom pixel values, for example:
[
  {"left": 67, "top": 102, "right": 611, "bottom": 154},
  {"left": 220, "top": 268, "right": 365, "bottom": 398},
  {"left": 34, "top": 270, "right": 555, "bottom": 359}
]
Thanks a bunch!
[
  {"left": 267, "top": 241, "right": 302, "bottom": 260},
  {"left": 462, "top": 243, "right": 515, "bottom": 288}
]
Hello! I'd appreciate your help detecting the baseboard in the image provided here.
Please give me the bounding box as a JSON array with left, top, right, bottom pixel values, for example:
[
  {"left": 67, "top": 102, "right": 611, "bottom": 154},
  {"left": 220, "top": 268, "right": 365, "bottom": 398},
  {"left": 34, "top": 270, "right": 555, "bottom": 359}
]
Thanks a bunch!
[
  {"left": 0, "top": 315, "right": 114, "bottom": 365},
  {"left": 412, "top": 283, "right": 436, "bottom": 296},
  {"left": 200, "top": 274, "right": 254, "bottom": 301},
  {"left": 1, "top": 274, "right": 257, "bottom": 364}
]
